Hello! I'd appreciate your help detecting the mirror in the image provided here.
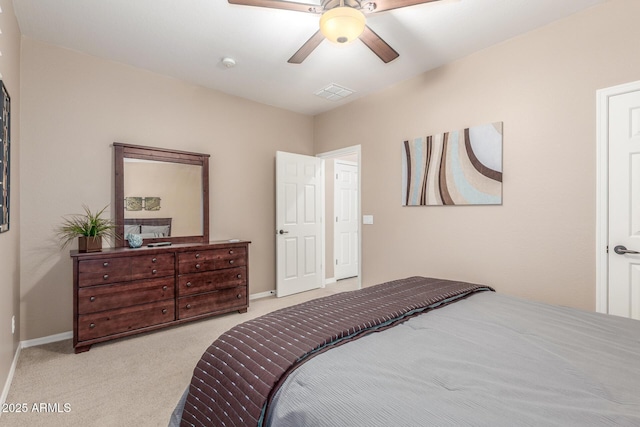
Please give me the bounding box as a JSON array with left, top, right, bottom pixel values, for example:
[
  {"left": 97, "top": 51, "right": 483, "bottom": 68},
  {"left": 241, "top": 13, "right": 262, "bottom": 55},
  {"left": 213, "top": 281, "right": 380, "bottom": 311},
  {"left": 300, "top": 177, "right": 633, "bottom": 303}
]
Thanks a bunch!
[{"left": 114, "top": 142, "right": 209, "bottom": 247}]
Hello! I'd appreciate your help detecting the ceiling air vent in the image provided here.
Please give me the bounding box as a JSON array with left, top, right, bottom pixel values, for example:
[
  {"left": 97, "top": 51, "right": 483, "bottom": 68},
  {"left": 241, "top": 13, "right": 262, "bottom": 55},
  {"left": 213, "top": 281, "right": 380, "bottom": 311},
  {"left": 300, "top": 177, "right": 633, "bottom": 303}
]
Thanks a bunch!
[{"left": 314, "top": 83, "right": 354, "bottom": 102}]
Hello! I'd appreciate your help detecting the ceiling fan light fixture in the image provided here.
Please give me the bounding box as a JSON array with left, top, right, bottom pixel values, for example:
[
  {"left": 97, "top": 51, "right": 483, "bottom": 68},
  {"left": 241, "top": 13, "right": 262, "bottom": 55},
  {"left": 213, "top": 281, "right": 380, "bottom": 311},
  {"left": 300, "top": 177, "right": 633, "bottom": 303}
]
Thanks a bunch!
[{"left": 319, "top": 7, "right": 366, "bottom": 44}]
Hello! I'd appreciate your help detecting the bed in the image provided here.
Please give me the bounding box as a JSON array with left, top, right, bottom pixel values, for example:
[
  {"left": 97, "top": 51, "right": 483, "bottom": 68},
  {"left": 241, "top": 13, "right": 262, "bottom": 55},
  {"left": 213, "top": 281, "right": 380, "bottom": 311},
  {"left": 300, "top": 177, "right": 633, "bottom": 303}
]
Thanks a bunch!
[{"left": 170, "top": 276, "right": 640, "bottom": 426}]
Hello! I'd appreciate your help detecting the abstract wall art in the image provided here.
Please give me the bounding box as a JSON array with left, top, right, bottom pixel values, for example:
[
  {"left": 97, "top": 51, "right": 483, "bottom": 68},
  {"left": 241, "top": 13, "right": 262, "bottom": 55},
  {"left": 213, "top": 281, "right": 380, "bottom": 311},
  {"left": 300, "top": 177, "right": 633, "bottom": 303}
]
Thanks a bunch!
[{"left": 402, "top": 122, "right": 503, "bottom": 206}]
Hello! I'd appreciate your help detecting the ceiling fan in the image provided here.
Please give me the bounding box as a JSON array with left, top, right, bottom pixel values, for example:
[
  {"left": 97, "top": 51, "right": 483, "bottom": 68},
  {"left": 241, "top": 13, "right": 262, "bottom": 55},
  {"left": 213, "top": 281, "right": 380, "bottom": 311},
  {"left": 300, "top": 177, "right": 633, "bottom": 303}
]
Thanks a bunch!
[{"left": 227, "top": 0, "right": 442, "bottom": 64}]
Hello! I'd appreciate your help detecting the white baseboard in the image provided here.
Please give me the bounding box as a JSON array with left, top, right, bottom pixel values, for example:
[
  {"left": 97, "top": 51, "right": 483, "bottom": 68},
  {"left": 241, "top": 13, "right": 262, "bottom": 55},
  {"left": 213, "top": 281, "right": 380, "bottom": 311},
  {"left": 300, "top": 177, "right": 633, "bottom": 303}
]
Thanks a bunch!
[
  {"left": 0, "top": 344, "right": 21, "bottom": 416},
  {"left": 1, "top": 331, "right": 73, "bottom": 411},
  {"left": 325, "top": 277, "right": 336, "bottom": 285},
  {"left": 250, "top": 290, "right": 276, "bottom": 300},
  {"left": 0, "top": 291, "right": 285, "bottom": 410},
  {"left": 21, "top": 331, "right": 73, "bottom": 349},
  {"left": 4, "top": 293, "right": 277, "bottom": 404},
  {"left": 16, "top": 295, "right": 280, "bottom": 351}
]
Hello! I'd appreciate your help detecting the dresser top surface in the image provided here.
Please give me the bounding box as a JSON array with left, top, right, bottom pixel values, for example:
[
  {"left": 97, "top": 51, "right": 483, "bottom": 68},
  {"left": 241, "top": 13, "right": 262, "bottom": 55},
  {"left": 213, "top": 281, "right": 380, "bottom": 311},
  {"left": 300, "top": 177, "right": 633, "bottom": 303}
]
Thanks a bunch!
[{"left": 70, "top": 240, "right": 250, "bottom": 259}]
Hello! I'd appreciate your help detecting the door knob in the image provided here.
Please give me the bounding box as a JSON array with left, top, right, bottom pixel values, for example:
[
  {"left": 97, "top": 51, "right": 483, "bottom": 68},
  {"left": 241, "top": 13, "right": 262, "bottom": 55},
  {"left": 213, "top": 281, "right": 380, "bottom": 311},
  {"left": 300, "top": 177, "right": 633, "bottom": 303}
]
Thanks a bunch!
[
  {"left": 614, "top": 245, "right": 640, "bottom": 255},
  {"left": 278, "top": 229, "right": 289, "bottom": 235}
]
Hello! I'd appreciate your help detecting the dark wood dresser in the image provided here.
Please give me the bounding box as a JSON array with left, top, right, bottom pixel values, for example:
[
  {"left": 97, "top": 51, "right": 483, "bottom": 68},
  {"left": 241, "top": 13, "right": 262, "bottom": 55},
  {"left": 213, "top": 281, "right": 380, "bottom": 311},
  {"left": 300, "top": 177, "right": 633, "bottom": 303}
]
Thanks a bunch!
[{"left": 71, "top": 240, "right": 250, "bottom": 353}]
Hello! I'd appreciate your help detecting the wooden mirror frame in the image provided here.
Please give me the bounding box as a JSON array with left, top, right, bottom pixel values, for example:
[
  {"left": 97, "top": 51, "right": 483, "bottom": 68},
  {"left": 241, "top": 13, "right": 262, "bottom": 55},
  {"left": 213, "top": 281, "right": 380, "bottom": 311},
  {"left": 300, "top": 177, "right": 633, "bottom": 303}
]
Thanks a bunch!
[{"left": 113, "top": 142, "right": 210, "bottom": 247}]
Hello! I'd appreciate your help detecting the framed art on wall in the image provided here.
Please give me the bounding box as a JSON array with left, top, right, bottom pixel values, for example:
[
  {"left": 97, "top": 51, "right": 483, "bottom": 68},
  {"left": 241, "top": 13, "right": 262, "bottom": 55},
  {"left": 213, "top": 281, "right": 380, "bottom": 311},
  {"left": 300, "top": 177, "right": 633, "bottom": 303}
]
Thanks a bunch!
[
  {"left": 125, "top": 197, "right": 143, "bottom": 211},
  {"left": 0, "top": 81, "right": 10, "bottom": 233},
  {"left": 144, "top": 197, "right": 161, "bottom": 211},
  {"left": 402, "top": 122, "right": 503, "bottom": 206}
]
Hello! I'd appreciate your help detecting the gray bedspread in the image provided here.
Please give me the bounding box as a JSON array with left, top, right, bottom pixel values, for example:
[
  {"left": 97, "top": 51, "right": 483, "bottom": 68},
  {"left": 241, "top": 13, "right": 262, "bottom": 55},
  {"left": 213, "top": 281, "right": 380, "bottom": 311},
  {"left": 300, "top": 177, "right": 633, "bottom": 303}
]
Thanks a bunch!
[
  {"left": 176, "top": 277, "right": 492, "bottom": 426},
  {"left": 266, "top": 292, "right": 640, "bottom": 426}
]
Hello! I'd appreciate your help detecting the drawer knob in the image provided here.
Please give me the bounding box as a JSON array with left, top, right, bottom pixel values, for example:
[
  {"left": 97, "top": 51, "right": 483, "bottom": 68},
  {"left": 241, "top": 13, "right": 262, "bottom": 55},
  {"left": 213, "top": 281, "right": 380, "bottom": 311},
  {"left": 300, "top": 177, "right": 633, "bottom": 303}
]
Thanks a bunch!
[
  {"left": 229, "top": 250, "right": 234, "bottom": 254},
  {"left": 186, "top": 304, "right": 192, "bottom": 309},
  {"left": 162, "top": 286, "right": 168, "bottom": 291},
  {"left": 90, "top": 296, "right": 96, "bottom": 302},
  {"left": 195, "top": 253, "right": 200, "bottom": 259},
  {"left": 229, "top": 260, "right": 234, "bottom": 265},
  {"left": 195, "top": 264, "right": 201, "bottom": 269},
  {"left": 103, "top": 274, "right": 109, "bottom": 280},
  {"left": 162, "top": 309, "right": 168, "bottom": 314},
  {"left": 237, "top": 294, "right": 242, "bottom": 299},
  {"left": 152, "top": 269, "right": 157, "bottom": 274},
  {"left": 152, "top": 258, "right": 157, "bottom": 263},
  {"left": 237, "top": 274, "right": 242, "bottom": 279},
  {"left": 103, "top": 262, "right": 109, "bottom": 267},
  {"left": 89, "top": 323, "right": 96, "bottom": 329},
  {"left": 186, "top": 282, "right": 192, "bottom": 287}
]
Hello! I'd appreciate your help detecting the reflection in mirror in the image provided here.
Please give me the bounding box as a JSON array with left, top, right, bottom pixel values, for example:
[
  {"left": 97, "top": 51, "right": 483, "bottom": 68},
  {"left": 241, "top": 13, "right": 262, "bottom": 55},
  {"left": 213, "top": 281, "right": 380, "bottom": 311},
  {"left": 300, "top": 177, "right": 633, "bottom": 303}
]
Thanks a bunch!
[
  {"left": 114, "top": 142, "right": 209, "bottom": 247},
  {"left": 124, "top": 159, "right": 203, "bottom": 237}
]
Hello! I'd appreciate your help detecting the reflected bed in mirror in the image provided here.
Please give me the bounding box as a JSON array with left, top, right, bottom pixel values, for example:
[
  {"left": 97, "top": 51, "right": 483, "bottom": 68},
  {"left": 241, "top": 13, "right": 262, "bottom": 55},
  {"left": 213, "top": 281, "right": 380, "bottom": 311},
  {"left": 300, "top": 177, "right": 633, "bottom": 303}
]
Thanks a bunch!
[
  {"left": 124, "top": 217, "right": 172, "bottom": 238},
  {"left": 114, "top": 142, "right": 210, "bottom": 247}
]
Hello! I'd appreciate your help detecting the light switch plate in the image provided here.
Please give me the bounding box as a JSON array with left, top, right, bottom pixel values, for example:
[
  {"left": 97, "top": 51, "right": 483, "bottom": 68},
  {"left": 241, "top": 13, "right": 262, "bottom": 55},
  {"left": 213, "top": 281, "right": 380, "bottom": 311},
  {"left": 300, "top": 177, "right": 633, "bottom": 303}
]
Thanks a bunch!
[{"left": 363, "top": 215, "right": 374, "bottom": 225}]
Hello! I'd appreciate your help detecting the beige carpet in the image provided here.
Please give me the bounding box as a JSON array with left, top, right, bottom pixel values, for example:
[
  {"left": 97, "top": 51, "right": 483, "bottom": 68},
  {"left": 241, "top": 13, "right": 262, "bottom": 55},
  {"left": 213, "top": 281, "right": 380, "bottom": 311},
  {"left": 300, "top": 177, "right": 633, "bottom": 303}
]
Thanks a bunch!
[{"left": 1, "top": 279, "right": 359, "bottom": 427}]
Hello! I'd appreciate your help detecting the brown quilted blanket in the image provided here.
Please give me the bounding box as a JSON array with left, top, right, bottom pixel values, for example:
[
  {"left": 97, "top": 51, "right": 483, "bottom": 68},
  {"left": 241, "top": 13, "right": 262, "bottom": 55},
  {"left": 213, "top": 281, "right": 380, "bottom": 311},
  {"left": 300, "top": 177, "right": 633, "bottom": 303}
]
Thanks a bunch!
[{"left": 180, "top": 276, "right": 493, "bottom": 427}]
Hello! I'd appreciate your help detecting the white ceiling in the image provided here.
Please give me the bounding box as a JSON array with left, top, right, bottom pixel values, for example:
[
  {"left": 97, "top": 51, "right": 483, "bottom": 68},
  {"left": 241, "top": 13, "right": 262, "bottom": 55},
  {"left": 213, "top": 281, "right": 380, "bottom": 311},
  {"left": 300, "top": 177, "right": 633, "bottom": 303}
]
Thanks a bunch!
[{"left": 12, "top": 0, "right": 607, "bottom": 116}]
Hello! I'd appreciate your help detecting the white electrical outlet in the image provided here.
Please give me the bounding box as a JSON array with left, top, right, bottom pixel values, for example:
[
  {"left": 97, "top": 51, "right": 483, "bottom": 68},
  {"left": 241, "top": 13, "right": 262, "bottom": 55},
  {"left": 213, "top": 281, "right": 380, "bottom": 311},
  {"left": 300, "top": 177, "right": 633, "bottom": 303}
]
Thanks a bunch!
[{"left": 12, "top": 315, "right": 15, "bottom": 334}]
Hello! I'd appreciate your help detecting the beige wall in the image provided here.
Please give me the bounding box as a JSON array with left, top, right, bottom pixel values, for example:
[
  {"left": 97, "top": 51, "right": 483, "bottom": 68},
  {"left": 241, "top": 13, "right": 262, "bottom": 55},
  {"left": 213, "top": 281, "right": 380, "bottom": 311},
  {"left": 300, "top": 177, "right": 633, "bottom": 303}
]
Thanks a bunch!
[
  {"left": 13, "top": 0, "right": 640, "bottom": 343},
  {"left": 0, "top": 0, "right": 21, "bottom": 400},
  {"left": 314, "top": 0, "right": 640, "bottom": 311},
  {"left": 19, "top": 38, "right": 314, "bottom": 340}
]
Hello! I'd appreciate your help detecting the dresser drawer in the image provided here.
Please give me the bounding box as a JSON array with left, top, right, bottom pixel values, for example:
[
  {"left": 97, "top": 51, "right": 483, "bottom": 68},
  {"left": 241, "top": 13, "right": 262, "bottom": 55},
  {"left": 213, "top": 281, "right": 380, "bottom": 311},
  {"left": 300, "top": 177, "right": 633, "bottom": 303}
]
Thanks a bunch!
[
  {"left": 77, "top": 277, "right": 175, "bottom": 315},
  {"left": 178, "top": 267, "right": 247, "bottom": 296},
  {"left": 72, "top": 241, "right": 250, "bottom": 352},
  {"left": 177, "top": 286, "right": 247, "bottom": 319},
  {"left": 178, "top": 247, "right": 247, "bottom": 274},
  {"left": 77, "top": 300, "right": 175, "bottom": 341},
  {"left": 131, "top": 253, "right": 175, "bottom": 279},
  {"left": 78, "top": 257, "right": 131, "bottom": 287}
]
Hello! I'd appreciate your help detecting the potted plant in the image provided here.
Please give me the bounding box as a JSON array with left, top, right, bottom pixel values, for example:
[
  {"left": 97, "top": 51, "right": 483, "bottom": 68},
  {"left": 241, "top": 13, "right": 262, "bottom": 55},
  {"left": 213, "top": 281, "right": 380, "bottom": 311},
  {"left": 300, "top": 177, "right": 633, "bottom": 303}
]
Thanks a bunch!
[{"left": 56, "top": 205, "right": 116, "bottom": 252}]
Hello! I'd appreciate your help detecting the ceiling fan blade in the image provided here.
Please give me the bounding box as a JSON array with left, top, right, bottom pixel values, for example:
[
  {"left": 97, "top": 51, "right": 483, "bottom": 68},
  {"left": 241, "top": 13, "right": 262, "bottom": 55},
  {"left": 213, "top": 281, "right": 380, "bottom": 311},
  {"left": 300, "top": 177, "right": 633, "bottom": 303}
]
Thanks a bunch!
[
  {"left": 228, "top": 0, "right": 320, "bottom": 13},
  {"left": 362, "top": 0, "right": 441, "bottom": 13},
  {"left": 288, "top": 30, "right": 325, "bottom": 64},
  {"left": 359, "top": 26, "right": 399, "bottom": 63}
]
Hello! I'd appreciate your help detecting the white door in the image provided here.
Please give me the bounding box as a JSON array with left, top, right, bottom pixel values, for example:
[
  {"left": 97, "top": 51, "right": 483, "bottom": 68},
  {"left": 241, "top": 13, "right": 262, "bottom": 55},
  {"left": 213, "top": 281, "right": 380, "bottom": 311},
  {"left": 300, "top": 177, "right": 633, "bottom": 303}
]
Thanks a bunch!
[
  {"left": 276, "top": 151, "right": 324, "bottom": 297},
  {"left": 608, "top": 87, "right": 640, "bottom": 319},
  {"left": 334, "top": 161, "right": 358, "bottom": 280}
]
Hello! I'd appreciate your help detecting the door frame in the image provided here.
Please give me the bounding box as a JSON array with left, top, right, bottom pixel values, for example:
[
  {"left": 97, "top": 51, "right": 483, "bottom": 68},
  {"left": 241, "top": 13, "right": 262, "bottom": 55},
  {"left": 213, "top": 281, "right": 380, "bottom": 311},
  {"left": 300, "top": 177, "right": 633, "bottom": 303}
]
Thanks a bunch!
[
  {"left": 317, "top": 145, "right": 362, "bottom": 290},
  {"left": 596, "top": 80, "right": 640, "bottom": 314}
]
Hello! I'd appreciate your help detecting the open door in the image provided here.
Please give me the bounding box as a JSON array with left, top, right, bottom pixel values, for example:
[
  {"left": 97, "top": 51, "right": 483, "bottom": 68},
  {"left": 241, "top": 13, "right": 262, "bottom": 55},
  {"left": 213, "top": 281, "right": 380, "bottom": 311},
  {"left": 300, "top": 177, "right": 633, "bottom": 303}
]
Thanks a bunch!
[
  {"left": 607, "top": 85, "right": 640, "bottom": 319},
  {"left": 276, "top": 151, "right": 324, "bottom": 297}
]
